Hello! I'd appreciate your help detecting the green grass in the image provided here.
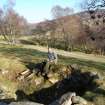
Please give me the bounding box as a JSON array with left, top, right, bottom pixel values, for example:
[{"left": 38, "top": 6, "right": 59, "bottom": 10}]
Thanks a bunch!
[
  {"left": 0, "top": 45, "right": 47, "bottom": 61},
  {"left": 0, "top": 44, "right": 105, "bottom": 72},
  {"left": 59, "top": 56, "right": 105, "bottom": 72},
  {"left": 0, "top": 44, "right": 105, "bottom": 104},
  {"left": 0, "top": 35, "right": 5, "bottom": 40}
]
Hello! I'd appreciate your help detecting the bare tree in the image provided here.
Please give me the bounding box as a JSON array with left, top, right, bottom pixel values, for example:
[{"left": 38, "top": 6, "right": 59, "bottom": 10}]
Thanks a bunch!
[
  {"left": 83, "top": 0, "right": 105, "bottom": 10},
  {"left": 51, "top": 5, "right": 74, "bottom": 51},
  {"left": 0, "top": 0, "right": 28, "bottom": 44},
  {"left": 82, "top": 0, "right": 105, "bottom": 54}
]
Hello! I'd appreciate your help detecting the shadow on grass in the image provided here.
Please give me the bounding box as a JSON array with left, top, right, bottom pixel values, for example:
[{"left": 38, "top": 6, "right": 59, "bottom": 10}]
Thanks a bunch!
[
  {"left": 0, "top": 68, "right": 105, "bottom": 104},
  {"left": 0, "top": 98, "right": 15, "bottom": 104},
  {"left": 0, "top": 46, "right": 47, "bottom": 62},
  {"left": 0, "top": 46, "right": 47, "bottom": 57},
  {"left": 15, "top": 70, "right": 105, "bottom": 105},
  {"left": 94, "top": 88, "right": 105, "bottom": 96},
  {"left": 59, "top": 56, "right": 105, "bottom": 71}
]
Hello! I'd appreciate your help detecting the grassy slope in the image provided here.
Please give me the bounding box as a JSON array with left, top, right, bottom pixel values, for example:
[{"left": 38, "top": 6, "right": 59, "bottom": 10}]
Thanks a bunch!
[{"left": 0, "top": 43, "right": 105, "bottom": 104}]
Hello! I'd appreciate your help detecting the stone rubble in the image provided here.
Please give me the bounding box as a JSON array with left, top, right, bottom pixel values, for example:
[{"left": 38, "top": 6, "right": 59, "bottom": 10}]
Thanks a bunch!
[
  {"left": 0, "top": 102, "right": 44, "bottom": 105},
  {"left": 49, "top": 92, "right": 87, "bottom": 105}
]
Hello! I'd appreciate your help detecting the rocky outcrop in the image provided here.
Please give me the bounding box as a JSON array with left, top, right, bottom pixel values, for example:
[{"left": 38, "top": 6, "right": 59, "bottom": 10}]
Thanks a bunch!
[
  {"left": 34, "top": 76, "right": 44, "bottom": 85},
  {"left": 48, "top": 73, "right": 60, "bottom": 84},
  {"left": 0, "top": 89, "right": 12, "bottom": 100},
  {"left": 0, "top": 63, "right": 103, "bottom": 105},
  {"left": 0, "top": 102, "right": 44, "bottom": 105},
  {"left": 72, "top": 96, "right": 87, "bottom": 105},
  {"left": 49, "top": 92, "right": 87, "bottom": 105},
  {"left": 9, "top": 102, "right": 44, "bottom": 105}
]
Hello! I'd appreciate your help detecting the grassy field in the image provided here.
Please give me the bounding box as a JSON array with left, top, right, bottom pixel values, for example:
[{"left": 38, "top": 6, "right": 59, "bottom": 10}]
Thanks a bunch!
[
  {"left": 0, "top": 43, "right": 105, "bottom": 78},
  {"left": 0, "top": 43, "right": 105, "bottom": 104},
  {"left": 0, "top": 44, "right": 105, "bottom": 72}
]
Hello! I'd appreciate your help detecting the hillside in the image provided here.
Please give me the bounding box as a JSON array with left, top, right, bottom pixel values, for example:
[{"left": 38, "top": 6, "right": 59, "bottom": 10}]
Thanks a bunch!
[
  {"left": 34, "top": 13, "right": 83, "bottom": 38},
  {"left": 29, "top": 10, "right": 105, "bottom": 55}
]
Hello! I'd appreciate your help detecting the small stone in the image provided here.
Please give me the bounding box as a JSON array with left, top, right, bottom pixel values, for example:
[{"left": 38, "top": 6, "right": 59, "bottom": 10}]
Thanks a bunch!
[
  {"left": 1, "top": 69, "right": 8, "bottom": 75},
  {"left": 72, "top": 96, "right": 87, "bottom": 105},
  {"left": 90, "top": 72, "right": 102, "bottom": 80},
  {"left": 61, "top": 66, "right": 67, "bottom": 72},
  {"left": 71, "top": 64, "right": 79, "bottom": 70},
  {"left": 48, "top": 73, "right": 60, "bottom": 84},
  {"left": 47, "top": 72, "right": 53, "bottom": 78},
  {"left": 49, "top": 77, "right": 59, "bottom": 84},
  {"left": 49, "top": 92, "right": 76, "bottom": 105},
  {"left": 34, "top": 77, "right": 44, "bottom": 85}
]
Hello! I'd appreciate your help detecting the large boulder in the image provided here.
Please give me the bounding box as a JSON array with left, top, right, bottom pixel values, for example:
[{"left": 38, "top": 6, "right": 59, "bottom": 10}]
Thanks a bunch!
[
  {"left": 49, "top": 92, "right": 76, "bottom": 105},
  {"left": 49, "top": 92, "right": 88, "bottom": 105},
  {"left": 72, "top": 96, "right": 87, "bottom": 105}
]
